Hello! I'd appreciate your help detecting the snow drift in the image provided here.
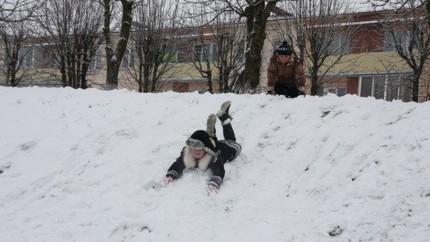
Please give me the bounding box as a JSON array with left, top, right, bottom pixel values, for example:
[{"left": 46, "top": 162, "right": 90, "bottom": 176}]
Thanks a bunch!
[{"left": 0, "top": 87, "right": 429, "bottom": 242}]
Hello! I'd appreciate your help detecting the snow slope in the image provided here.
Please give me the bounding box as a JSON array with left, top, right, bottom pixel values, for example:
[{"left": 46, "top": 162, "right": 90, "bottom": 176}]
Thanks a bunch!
[{"left": 0, "top": 87, "right": 429, "bottom": 242}]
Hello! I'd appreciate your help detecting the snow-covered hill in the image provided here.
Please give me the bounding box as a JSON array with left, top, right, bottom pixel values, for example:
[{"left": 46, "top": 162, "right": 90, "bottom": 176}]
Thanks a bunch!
[{"left": 0, "top": 87, "right": 429, "bottom": 242}]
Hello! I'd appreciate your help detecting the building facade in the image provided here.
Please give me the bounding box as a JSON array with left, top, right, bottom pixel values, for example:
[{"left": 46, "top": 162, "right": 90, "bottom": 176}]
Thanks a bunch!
[{"left": 1, "top": 9, "right": 429, "bottom": 102}]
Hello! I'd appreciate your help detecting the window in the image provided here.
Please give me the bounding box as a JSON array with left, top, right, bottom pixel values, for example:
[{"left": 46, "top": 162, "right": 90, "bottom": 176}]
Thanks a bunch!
[
  {"left": 163, "top": 52, "right": 177, "bottom": 63},
  {"left": 176, "top": 51, "right": 186, "bottom": 63},
  {"left": 49, "top": 53, "right": 60, "bottom": 68},
  {"left": 3, "top": 46, "right": 34, "bottom": 68},
  {"left": 3, "top": 48, "right": 10, "bottom": 67},
  {"left": 89, "top": 51, "right": 102, "bottom": 70},
  {"left": 193, "top": 45, "right": 202, "bottom": 61},
  {"left": 359, "top": 74, "right": 412, "bottom": 102},
  {"left": 122, "top": 49, "right": 135, "bottom": 68},
  {"left": 360, "top": 76, "right": 385, "bottom": 99},
  {"left": 325, "top": 87, "right": 347, "bottom": 96},
  {"left": 386, "top": 75, "right": 412, "bottom": 102},
  {"left": 235, "top": 41, "right": 246, "bottom": 63},
  {"left": 212, "top": 44, "right": 218, "bottom": 62},
  {"left": 162, "top": 46, "right": 177, "bottom": 63},
  {"left": 193, "top": 44, "right": 217, "bottom": 62},
  {"left": 176, "top": 44, "right": 190, "bottom": 63},
  {"left": 373, "top": 76, "right": 386, "bottom": 99},
  {"left": 329, "top": 35, "right": 350, "bottom": 54},
  {"left": 360, "top": 76, "right": 373, "bottom": 97},
  {"left": 383, "top": 31, "right": 409, "bottom": 52},
  {"left": 19, "top": 47, "right": 33, "bottom": 68}
]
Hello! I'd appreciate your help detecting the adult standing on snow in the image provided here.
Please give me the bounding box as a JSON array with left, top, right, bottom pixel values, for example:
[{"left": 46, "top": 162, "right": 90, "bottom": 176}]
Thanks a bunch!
[
  {"left": 267, "top": 41, "right": 306, "bottom": 98},
  {"left": 163, "top": 101, "right": 241, "bottom": 191}
]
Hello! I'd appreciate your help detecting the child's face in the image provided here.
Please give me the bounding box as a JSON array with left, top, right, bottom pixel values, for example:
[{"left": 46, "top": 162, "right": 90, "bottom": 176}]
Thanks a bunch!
[
  {"left": 277, "top": 54, "right": 291, "bottom": 64},
  {"left": 191, "top": 149, "right": 206, "bottom": 159}
]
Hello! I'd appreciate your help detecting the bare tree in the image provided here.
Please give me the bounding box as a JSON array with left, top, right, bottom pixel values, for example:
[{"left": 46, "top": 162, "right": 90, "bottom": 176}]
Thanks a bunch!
[
  {"left": 127, "top": 0, "right": 180, "bottom": 92},
  {"left": 368, "top": 0, "right": 429, "bottom": 26},
  {"left": 190, "top": 25, "right": 216, "bottom": 93},
  {"left": 180, "top": 2, "right": 246, "bottom": 93},
  {"left": 99, "top": 0, "right": 135, "bottom": 90},
  {"left": 182, "top": 0, "right": 282, "bottom": 93},
  {"left": 380, "top": 1, "right": 430, "bottom": 102},
  {"left": 182, "top": 4, "right": 221, "bottom": 94},
  {"left": 36, "top": 0, "right": 103, "bottom": 89},
  {"left": 210, "top": 12, "right": 246, "bottom": 93},
  {"left": 178, "top": 2, "right": 220, "bottom": 93},
  {"left": 276, "top": 0, "right": 358, "bottom": 95},
  {"left": 0, "top": 0, "right": 44, "bottom": 87},
  {"left": 230, "top": 0, "right": 282, "bottom": 92},
  {"left": 0, "top": 0, "right": 41, "bottom": 23},
  {"left": 0, "top": 19, "right": 33, "bottom": 86}
]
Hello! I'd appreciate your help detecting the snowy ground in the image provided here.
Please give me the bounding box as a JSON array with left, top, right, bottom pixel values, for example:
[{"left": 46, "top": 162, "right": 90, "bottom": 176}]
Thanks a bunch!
[{"left": 0, "top": 86, "right": 429, "bottom": 242}]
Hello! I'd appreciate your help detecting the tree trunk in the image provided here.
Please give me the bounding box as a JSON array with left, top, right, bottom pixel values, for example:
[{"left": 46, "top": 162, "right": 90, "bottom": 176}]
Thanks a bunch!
[
  {"left": 60, "top": 55, "right": 67, "bottom": 87},
  {"left": 102, "top": 0, "right": 133, "bottom": 90},
  {"left": 105, "top": 61, "right": 120, "bottom": 90},
  {"left": 207, "top": 70, "right": 213, "bottom": 93},
  {"left": 138, "top": 62, "right": 144, "bottom": 92},
  {"left": 411, "top": 70, "right": 421, "bottom": 102},
  {"left": 427, "top": 0, "right": 430, "bottom": 27},
  {"left": 310, "top": 67, "right": 319, "bottom": 96},
  {"left": 143, "top": 63, "right": 150, "bottom": 93},
  {"left": 151, "top": 65, "right": 159, "bottom": 93},
  {"left": 234, "top": 1, "right": 279, "bottom": 92}
]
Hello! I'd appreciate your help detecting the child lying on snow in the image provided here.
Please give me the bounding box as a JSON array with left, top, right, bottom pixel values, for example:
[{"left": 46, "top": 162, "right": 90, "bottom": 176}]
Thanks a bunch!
[{"left": 163, "top": 101, "right": 242, "bottom": 192}]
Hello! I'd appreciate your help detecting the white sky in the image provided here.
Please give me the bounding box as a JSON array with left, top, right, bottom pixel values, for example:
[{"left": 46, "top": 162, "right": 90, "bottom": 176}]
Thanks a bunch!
[{"left": 0, "top": 87, "right": 429, "bottom": 241}]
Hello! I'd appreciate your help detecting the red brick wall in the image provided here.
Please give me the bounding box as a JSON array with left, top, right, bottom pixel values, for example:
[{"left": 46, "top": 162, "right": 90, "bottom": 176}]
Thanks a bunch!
[
  {"left": 351, "top": 24, "right": 384, "bottom": 53},
  {"left": 347, "top": 77, "right": 359, "bottom": 94}
]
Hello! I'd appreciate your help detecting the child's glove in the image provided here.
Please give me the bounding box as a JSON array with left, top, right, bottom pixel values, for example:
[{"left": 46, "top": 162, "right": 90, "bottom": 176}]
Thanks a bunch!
[
  {"left": 208, "top": 184, "right": 219, "bottom": 192},
  {"left": 207, "top": 176, "right": 222, "bottom": 191},
  {"left": 163, "top": 176, "right": 174, "bottom": 184}
]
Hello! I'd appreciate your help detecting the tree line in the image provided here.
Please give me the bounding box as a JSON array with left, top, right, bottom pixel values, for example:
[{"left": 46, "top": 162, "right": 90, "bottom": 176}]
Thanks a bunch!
[{"left": 0, "top": 0, "right": 429, "bottom": 102}]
